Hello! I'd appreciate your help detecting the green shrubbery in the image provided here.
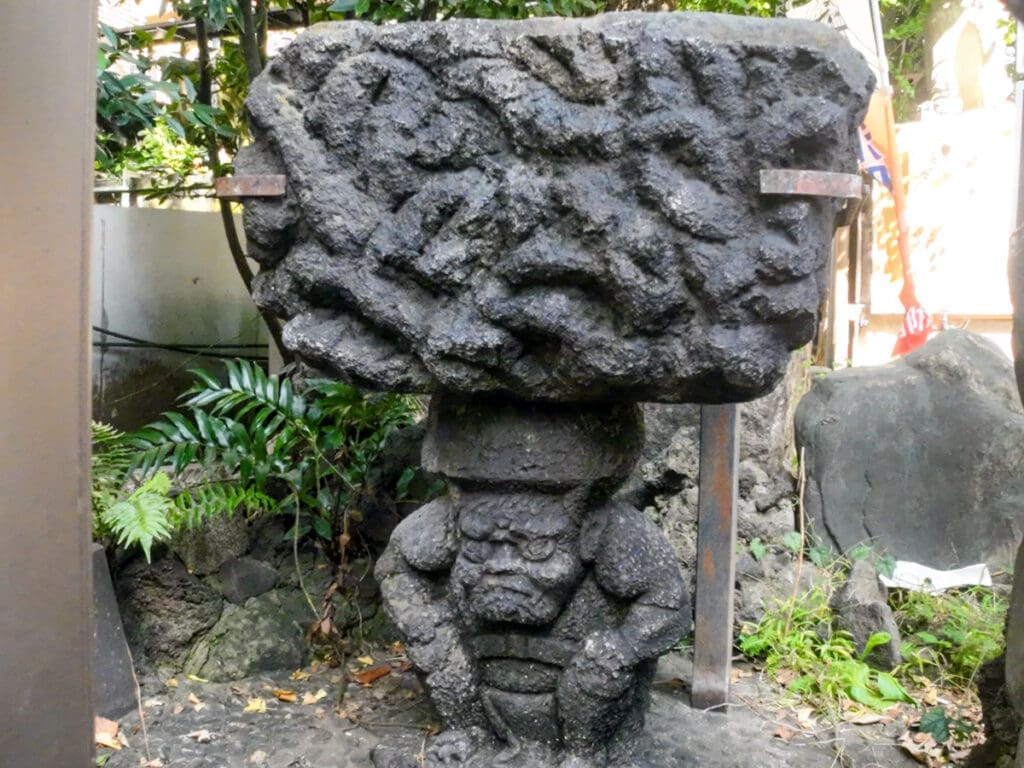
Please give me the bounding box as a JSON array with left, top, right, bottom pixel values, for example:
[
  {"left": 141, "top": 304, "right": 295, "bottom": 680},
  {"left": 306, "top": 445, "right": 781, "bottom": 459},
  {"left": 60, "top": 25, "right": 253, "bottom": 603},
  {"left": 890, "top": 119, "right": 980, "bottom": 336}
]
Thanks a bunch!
[
  {"left": 738, "top": 542, "right": 1008, "bottom": 718},
  {"left": 91, "top": 360, "right": 419, "bottom": 562}
]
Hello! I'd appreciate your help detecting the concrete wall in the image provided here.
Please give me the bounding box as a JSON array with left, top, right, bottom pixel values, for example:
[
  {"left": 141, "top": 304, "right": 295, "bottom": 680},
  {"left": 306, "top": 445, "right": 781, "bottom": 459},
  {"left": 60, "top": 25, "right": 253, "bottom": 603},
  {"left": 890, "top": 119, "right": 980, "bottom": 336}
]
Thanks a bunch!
[{"left": 91, "top": 205, "right": 267, "bottom": 428}]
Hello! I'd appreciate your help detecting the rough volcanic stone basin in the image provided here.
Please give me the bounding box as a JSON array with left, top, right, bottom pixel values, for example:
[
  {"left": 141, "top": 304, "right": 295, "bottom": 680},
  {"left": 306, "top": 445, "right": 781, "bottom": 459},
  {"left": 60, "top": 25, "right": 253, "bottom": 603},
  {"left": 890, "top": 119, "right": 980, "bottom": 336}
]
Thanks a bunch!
[{"left": 237, "top": 12, "right": 872, "bottom": 403}]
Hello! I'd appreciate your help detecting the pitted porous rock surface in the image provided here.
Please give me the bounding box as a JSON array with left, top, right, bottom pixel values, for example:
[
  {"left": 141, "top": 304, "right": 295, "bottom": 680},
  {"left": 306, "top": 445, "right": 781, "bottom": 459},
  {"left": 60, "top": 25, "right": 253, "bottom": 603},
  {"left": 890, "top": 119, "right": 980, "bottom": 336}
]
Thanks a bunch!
[{"left": 237, "top": 13, "right": 872, "bottom": 403}]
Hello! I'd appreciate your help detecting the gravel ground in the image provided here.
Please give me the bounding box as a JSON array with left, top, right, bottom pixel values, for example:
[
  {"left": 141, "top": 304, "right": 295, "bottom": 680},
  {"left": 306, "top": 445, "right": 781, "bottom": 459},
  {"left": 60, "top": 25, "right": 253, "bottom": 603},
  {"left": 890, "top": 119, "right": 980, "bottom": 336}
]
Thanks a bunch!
[{"left": 99, "top": 650, "right": 922, "bottom": 768}]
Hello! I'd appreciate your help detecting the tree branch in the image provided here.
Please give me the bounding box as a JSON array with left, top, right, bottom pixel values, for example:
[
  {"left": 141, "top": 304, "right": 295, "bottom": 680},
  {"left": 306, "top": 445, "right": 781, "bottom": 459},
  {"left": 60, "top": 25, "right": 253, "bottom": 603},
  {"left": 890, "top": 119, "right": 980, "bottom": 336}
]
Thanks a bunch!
[
  {"left": 256, "top": 0, "right": 269, "bottom": 66},
  {"left": 237, "top": 0, "right": 265, "bottom": 80},
  {"left": 195, "top": 13, "right": 292, "bottom": 363}
]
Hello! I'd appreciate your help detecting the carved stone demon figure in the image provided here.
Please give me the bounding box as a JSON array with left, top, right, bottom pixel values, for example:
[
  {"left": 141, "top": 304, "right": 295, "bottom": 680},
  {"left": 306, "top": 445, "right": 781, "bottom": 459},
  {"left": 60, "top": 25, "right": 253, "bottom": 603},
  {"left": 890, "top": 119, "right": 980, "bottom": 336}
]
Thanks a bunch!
[{"left": 372, "top": 396, "right": 689, "bottom": 768}]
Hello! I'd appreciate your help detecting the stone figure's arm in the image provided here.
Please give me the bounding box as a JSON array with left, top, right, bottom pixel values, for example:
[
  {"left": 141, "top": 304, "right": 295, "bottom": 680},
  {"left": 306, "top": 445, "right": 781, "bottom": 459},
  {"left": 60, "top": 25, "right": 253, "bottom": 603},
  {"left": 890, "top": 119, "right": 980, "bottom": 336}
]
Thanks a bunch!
[
  {"left": 374, "top": 498, "right": 486, "bottom": 729},
  {"left": 587, "top": 502, "right": 691, "bottom": 661}
]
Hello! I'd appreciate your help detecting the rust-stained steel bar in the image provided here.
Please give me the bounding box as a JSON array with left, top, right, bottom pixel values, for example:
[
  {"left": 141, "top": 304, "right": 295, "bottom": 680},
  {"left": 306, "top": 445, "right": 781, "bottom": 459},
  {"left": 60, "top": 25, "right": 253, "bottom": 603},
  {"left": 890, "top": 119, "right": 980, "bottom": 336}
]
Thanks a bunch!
[
  {"left": 692, "top": 403, "right": 740, "bottom": 711},
  {"left": 759, "top": 169, "right": 862, "bottom": 199},
  {"left": 214, "top": 174, "right": 287, "bottom": 198}
]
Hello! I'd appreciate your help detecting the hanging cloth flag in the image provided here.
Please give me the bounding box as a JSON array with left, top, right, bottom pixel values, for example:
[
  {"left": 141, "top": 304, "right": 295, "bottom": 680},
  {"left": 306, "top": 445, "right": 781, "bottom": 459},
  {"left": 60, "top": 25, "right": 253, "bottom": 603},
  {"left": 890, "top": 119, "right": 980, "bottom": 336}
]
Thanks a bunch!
[
  {"left": 858, "top": 126, "right": 892, "bottom": 191},
  {"left": 791, "top": 0, "right": 932, "bottom": 357},
  {"left": 892, "top": 291, "right": 932, "bottom": 355}
]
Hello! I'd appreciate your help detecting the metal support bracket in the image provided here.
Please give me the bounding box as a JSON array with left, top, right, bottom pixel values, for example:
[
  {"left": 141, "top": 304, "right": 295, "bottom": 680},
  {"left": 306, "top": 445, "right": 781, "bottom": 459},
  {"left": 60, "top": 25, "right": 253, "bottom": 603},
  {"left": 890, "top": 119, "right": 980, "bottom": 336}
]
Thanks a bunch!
[
  {"left": 692, "top": 403, "right": 740, "bottom": 712},
  {"left": 214, "top": 175, "right": 287, "bottom": 199},
  {"left": 760, "top": 169, "right": 862, "bottom": 199}
]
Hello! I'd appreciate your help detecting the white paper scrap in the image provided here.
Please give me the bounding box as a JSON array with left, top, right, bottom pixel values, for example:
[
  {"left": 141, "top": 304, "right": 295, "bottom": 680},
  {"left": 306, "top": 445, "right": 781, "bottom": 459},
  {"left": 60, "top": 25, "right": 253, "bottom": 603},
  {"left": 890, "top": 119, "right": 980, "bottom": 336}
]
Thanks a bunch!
[{"left": 878, "top": 561, "right": 992, "bottom": 594}]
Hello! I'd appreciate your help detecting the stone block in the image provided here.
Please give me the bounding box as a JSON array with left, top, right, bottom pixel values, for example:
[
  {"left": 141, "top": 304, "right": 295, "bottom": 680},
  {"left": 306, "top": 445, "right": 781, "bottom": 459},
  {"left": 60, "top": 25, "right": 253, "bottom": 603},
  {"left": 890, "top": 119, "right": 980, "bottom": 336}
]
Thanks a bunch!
[{"left": 92, "top": 543, "right": 136, "bottom": 719}]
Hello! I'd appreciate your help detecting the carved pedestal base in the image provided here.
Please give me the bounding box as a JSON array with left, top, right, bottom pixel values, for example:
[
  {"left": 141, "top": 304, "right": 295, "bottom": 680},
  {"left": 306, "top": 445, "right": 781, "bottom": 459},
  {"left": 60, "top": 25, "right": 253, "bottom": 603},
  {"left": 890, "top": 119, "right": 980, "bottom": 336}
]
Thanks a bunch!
[{"left": 372, "top": 394, "right": 691, "bottom": 768}]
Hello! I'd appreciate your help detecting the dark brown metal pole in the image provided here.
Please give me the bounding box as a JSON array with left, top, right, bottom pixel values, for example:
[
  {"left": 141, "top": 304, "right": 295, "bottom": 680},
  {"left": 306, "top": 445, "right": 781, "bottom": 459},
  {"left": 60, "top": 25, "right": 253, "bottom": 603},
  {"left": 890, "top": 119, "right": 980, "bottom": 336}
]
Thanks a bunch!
[
  {"left": 0, "top": 3, "right": 97, "bottom": 764},
  {"left": 692, "top": 403, "right": 740, "bottom": 711}
]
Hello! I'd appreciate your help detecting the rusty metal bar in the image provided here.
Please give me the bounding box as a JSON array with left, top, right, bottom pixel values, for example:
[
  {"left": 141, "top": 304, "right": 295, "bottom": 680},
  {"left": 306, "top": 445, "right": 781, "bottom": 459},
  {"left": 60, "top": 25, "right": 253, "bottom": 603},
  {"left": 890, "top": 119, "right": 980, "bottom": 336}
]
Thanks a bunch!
[
  {"left": 0, "top": 2, "right": 96, "bottom": 764},
  {"left": 759, "top": 169, "right": 862, "bottom": 199},
  {"left": 692, "top": 403, "right": 740, "bottom": 711},
  {"left": 214, "top": 174, "right": 287, "bottom": 198}
]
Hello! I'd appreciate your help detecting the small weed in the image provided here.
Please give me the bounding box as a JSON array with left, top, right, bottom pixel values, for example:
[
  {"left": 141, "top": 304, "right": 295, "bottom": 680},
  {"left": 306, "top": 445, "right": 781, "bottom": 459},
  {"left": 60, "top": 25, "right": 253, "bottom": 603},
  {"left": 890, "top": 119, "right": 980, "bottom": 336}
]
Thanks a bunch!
[
  {"left": 749, "top": 537, "right": 767, "bottom": 562},
  {"left": 892, "top": 586, "right": 1008, "bottom": 689},
  {"left": 738, "top": 568, "right": 913, "bottom": 715}
]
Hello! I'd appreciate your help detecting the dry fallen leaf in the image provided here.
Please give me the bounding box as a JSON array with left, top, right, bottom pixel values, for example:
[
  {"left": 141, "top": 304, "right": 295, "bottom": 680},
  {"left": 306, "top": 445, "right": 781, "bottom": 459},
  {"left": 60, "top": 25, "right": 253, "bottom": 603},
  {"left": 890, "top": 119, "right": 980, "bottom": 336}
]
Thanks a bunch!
[
  {"left": 188, "top": 692, "right": 206, "bottom": 712},
  {"left": 391, "top": 641, "right": 405, "bottom": 654},
  {"left": 165, "top": 678, "right": 178, "bottom": 688},
  {"left": 141, "top": 759, "right": 165, "bottom": 767},
  {"left": 302, "top": 689, "right": 329, "bottom": 705},
  {"left": 272, "top": 688, "right": 298, "bottom": 703},
  {"left": 244, "top": 698, "right": 267, "bottom": 714},
  {"left": 795, "top": 707, "right": 817, "bottom": 730},
  {"left": 357, "top": 655, "right": 375, "bottom": 666},
  {"left": 188, "top": 729, "right": 214, "bottom": 743},
  {"left": 249, "top": 751, "right": 268, "bottom": 765},
  {"left": 774, "top": 668, "right": 797, "bottom": 686},
  {"left": 729, "top": 668, "right": 752, "bottom": 683},
  {"left": 290, "top": 669, "right": 312, "bottom": 681},
  {"left": 899, "top": 731, "right": 943, "bottom": 765},
  {"left": 844, "top": 711, "right": 887, "bottom": 726},
  {"left": 772, "top": 725, "right": 797, "bottom": 743},
  {"left": 172, "top": 704, "right": 184, "bottom": 715},
  {"left": 353, "top": 667, "right": 391, "bottom": 686},
  {"left": 94, "top": 716, "right": 121, "bottom": 750}
]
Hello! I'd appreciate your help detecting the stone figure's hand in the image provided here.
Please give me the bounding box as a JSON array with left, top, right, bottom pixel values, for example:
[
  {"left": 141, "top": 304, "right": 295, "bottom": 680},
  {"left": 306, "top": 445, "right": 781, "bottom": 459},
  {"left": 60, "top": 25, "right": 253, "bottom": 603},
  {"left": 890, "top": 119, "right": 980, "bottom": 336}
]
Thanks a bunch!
[
  {"left": 567, "top": 629, "right": 638, "bottom": 699},
  {"left": 424, "top": 726, "right": 485, "bottom": 766}
]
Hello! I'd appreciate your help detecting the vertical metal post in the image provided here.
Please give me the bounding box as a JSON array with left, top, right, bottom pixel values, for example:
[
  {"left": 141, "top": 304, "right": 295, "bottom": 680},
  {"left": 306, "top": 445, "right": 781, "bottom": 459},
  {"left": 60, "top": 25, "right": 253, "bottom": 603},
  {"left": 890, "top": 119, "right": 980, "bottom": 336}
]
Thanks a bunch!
[
  {"left": 0, "top": 3, "right": 97, "bottom": 764},
  {"left": 1014, "top": 29, "right": 1024, "bottom": 232},
  {"left": 692, "top": 403, "right": 740, "bottom": 711}
]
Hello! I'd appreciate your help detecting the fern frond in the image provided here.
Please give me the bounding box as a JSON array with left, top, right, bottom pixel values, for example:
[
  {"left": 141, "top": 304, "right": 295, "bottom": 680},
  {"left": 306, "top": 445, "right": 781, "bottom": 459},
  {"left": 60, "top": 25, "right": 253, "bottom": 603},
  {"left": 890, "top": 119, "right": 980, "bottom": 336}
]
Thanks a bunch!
[
  {"left": 91, "top": 421, "right": 135, "bottom": 518},
  {"left": 98, "top": 472, "right": 175, "bottom": 562},
  {"left": 171, "top": 482, "right": 278, "bottom": 530}
]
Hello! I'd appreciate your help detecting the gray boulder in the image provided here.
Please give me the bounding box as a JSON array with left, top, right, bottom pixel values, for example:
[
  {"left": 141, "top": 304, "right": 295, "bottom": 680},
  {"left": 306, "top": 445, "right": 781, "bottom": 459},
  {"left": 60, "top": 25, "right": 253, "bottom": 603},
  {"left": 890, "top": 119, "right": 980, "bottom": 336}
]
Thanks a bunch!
[
  {"left": 116, "top": 556, "right": 224, "bottom": 666},
  {"left": 219, "top": 556, "right": 279, "bottom": 604},
  {"left": 734, "top": 550, "right": 822, "bottom": 628},
  {"left": 830, "top": 559, "right": 901, "bottom": 670},
  {"left": 183, "top": 589, "right": 312, "bottom": 682},
  {"left": 171, "top": 512, "right": 250, "bottom": 576},
  {"left": 796, "top": 330, "right": 1024, "bottom": 570}
]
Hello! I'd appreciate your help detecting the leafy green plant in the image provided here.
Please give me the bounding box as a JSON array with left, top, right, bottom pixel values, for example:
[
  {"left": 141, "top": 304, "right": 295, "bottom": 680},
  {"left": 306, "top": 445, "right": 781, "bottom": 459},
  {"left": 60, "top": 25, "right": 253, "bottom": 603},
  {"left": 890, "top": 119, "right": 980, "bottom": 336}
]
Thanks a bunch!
[
  {"left": 129, "top": 360, "right": 419, "bottom": 551},
  {"left": 92, "top": 420, "right": 271, "bottom": 561},
  {"left": 892, "top": 586, "right": 1008, "bottom": 689},
  {"left": 92, "top": 422, "right": 177, "bottom": 562},
  {"left": 748, "top": 537, "right": 767, "bottom": 561},
  {"left": 738, "top": 575, "right": 914, "bottom": 714}
]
